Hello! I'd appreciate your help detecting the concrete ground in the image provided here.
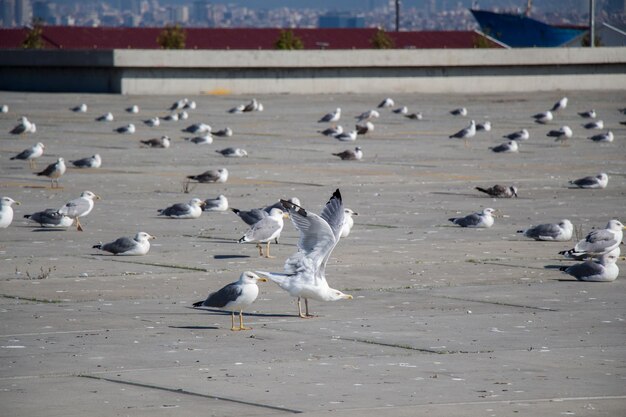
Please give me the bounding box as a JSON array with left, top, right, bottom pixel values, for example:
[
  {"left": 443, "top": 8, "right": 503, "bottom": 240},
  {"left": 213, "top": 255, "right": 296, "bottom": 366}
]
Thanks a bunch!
[{"left": 0, "top": 90, "right": 625, "bottom": 417}]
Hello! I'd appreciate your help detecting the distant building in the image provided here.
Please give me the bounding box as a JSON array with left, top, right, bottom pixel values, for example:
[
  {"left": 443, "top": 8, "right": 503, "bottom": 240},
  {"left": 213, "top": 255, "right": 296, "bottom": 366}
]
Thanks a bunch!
[
  {"left": 15, "top": 0, "right": 31, "bottom": 26},
  {"left": 318, "top": 12, "right": 364, "bottom": 28},
  {"left": 607, "top": 0, "right": 626, "bottom": 14},
  {"left": 1, "top": 0, "right": 16, "bottom": 27},
  {"left": 33, "top": 1, "right": 56, "bottom": 25}
]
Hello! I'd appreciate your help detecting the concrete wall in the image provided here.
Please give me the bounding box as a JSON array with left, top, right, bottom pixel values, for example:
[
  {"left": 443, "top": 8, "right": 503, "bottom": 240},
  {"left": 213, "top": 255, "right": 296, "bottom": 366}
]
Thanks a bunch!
[{"left": 1, "top": 48, "right": 625, "bottom": 95}]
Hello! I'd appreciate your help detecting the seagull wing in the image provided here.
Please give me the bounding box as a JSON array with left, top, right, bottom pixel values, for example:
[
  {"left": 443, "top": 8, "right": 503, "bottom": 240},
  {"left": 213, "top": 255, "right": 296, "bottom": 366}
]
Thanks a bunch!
[
  {"left": 102, "top": 237, "right": 137, "bottom": 254},
  {"left": 58, "top": 198, "right": 90, "bottom": 217},
  {"left": 576, "top": 229, "right": 618, "bottom": 252}
]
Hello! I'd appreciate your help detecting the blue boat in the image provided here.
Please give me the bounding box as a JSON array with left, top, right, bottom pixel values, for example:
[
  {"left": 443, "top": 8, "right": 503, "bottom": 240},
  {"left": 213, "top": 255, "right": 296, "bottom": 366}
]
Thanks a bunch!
[{"left": 471, "top": 9, "right": 587, "bottom": 47}]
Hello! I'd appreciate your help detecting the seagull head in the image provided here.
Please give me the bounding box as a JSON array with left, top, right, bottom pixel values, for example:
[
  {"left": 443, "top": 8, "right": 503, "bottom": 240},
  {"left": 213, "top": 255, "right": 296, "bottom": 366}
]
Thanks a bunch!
[
  {"left": 135, "top": 232, "right": 156, "bottom": 242},
  {"left": 81, "top": 191, "right": 101, "bottom": 200},
  {"left": 606, "top": 219, "right": 625, "bottom": 231},
  {"left": 1, "top": 197, "right": 20, "bottom": 207},
  {"left": 241, "top": 271, "right": 268, "bottom": 284},
  {"left": 327, "top": 288, "right": 353, "bottom": 301}
]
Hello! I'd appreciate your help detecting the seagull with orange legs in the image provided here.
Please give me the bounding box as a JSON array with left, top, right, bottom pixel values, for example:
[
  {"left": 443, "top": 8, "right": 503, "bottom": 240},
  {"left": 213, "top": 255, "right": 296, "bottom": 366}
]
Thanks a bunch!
[
  {"left": 238, "top": 208, "right": 286, "bottom": 258},
  {"left": 57, "top": 191, "right": 100, "bottom": 231},
  {"left": 36, "top": 157, "right": 66, "bottom": 188},
  {"left": 193, "top": 271, "right": 267, "bottom": 331}
]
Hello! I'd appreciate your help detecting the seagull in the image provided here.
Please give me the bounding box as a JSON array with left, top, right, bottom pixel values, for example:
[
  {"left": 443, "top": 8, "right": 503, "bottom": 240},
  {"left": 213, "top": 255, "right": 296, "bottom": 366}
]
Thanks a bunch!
[
  {"left": 70, "top": 154, "right": 101, "bottom": 168},
  {"left": 0, "top": 197, "right": 20, "bottom": 228},
  {"left": 547, "top": 126, "right": 573, "bottom": 145},
  {"left": 203, "top": 195, "right": 229, "bottom": 212},
  {"left": 355, "top": 110, "right": 379, "bottom": 122},
  {"left": 178, "top": 111, "right": 189, "bottom": 120},
  {"left": 450, "top": 107, "right": 467, "bottom": 116},
  {"left": 335, "top": 130, "right": 357, "bottom": 142},
  {"left": 57, "top": 191, "right": 100, "bottom": 231},
  {"left": 578, "top": 109, "right": 596, "bottom": 118},
  {"left": 126, "top": 105, "right": 139, "bottom": 113},
  {"left": 10, "top": 116, "right": 35, "bottom": 135},
  {"left": 476, "top": 121, "right": 491, "bottom": 132},
  {"left": 215, "top": 147, "right": 247, "bottom": 157},
  {"left": 377, "top": 98, "right": 395, "bottom": 108},
  {"left": 449, "top": 208, "right": 495, "bottom": 228},
  {"left": 158, "top": 198, "right": 205, "bottom": 219},
  {"left": 503, "top": 129, "right": 529, "bottom": 141},
  {"left": 392, "top": 106, "right": 408, "bottom": 114},
  {"left": 340, "top": 208, "right": 358, "bottom": 238},
  {"left": 140, "top": 136, "right": 171, "bottom": 148},
  {"left": 583, "top": 120, "right": 604, "bottom": 130},
  {"left": 355, "top": 121, "right": 374, "bottom": 135},
  {"left": 243, "top": 98, "right": 259, "bottom": 112},
  {"left": 517, "top": 219, "right": 573, "bottom": 241},
  {"left": 404, "top": 112, "right": 423, "bottom": 120},
  {"left": 256, "top": 189, "right": 353, "bottom": 318},
  {"left": 71, "top": 103, "right": 87, "bottom": 113},
  {"left": 238, "top": 208, "right": 286, "bottom": 258},
  {"left": 588, "top": 131, "right": 613, "bottom": 143},
  {"left": 332, "top": 147, "right": 362, "bottom": 161},
  {"left": 163, "top": 113, "right": 179, "bottom": 122},
  {"left": 318, "top": 108, "right": 341, "bottom": 123},
  {"left": 184, "top": 135, "right": 213, "bottom": 145},
  {"left": 187, "top": 168, "right": 228, "bottom": 183},
  {"left": 228, "top": 104, "right": 245, "bottom": 114},
  {"left": 10, "top": 142, "right": 45, "bottom": 168},
  {"left": 475, "top": 185, "right": 518, "bottom": 198},
  {"left": 319, "top": 125, "right": 343, "bottom": 136},
  {"left": 114, "top": 124, "right": 135, "bottom": 134},
  {"left": 184, "top": 100, "right": 196, "bottom": 110},
  {"left": 144, "top": 116, "right": 160, "bottom": 127},
  {"left": 231, "top": 197, "right": 300, "bottom": 240},
  {"left": 213, "top": 127, "right": 233, "bottom": 137},
  {"left": 95, "top": 112, "right": 114, "bottom": 122},
  {"left": 36, "top": 157, "right": 66, "bottom": 188},
  {"left": 192, "top": 271, "right": 267, "bottom": 331},
  {"left": 560, "top": 248, "right": 620, "bottom": 282},
  {"left": 1, "top": 104, "right": 8, "bottom": 113},
  {"left": 569, "top": 173, "right": 608, "bottom": 189},
  {"left": 449, "top": 120, "right": 476, "bottom": 146},
  {"left": 23, "top": 208, "right": 73, "bottom": 228},
  {"left": 182, "top": 123, "right": 211, "bottom": 134},
  {"left": 559, "top": 219, "right": 624, "bottom": 259},
  {"left": 490, "top": 140, "right": 519, "bottom": 153},
  {"left": 93, "top": 232, "right": 156, "bottom": 256},
  {"left": 532, "top": 110, "right": 553, "bottom": 124},
  {"left": 551, "top": 97, "right": 568, "bottom": 112},
  {"left": 169, "top": 98, "right": 188, "bottom": 111}
]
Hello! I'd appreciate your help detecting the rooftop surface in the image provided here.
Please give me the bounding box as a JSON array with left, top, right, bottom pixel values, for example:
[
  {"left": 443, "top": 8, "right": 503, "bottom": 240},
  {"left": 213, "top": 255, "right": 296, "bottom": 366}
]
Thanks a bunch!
[{"left": 0, "top": 90, "right": 624, "bottom": 416}]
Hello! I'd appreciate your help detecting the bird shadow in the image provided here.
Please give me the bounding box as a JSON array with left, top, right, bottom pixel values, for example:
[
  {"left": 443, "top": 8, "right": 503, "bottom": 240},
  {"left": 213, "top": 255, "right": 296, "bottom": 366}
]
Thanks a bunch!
[
  {"left": 213, "top": 254, "right": 250, "bottom": 260},
  {"left": 29, "top": 228, "right": 70, "bottom": 232},
  {"left": 169, "top": 325, "right": 220, "bottom": 330},
  {"left": 186, "top": 306, "right": 294, "bottom": 318},
  {"left": 544, "top": 264, "right": 565, "bottom": 270}
]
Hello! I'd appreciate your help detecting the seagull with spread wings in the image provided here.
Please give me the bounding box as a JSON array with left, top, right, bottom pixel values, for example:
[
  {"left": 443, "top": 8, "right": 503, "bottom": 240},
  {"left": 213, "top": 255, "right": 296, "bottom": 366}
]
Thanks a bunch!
[{"left": 256, "top": 189, "right": 353, "bottom": 318}]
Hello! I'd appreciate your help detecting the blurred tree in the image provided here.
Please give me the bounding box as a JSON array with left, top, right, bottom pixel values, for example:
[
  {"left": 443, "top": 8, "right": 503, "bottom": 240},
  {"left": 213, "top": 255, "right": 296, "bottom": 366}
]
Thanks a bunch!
[
  {"left": 370, "top": 29, "right": 395, "bottom": 49},
  {"left": 275, "top": 30, "right": 304, "bottom": 50},
  {"left": 22, "top": 19, "right": 45, "bottom": 49},
  {"left": 157, "top": 24, "right": 186, "bottom": 49}
]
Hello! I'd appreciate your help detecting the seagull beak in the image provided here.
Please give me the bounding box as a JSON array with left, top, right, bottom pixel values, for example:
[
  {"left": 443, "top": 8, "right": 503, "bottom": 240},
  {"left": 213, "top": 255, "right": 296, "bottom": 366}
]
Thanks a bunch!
[
  {"left": 150, "top": 235, "right": 157, "bottom": 240},
  {"left": 353, "top": 212, "right": 359, "bottom": 216},
  {"left": 15, "top": 201, "right": 21, "bottom": 205},
  {"left": 258, "top": 277, "right": 268, "bottom": 283},
  {"left": 343, "top": 294, "right": 353, "bottom": 300},
  {"left": 283, "top": 212, "right": 290, "bottom": 219},
  {"left": 95, "top": 195, "right": 102, "bottom": 200}
]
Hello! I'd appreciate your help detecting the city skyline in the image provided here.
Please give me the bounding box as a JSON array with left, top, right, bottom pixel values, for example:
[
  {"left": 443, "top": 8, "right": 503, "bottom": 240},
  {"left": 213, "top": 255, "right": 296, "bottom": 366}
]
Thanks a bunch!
[{"left": 0, "top": 0, "right": 623, "bottom": 30}]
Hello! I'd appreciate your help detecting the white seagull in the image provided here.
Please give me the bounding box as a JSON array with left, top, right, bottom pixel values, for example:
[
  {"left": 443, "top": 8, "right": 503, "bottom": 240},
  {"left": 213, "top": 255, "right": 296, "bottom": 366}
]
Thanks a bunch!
[
  {"left": 355, "top": 109, "right": 380, "bottom": 122},
  {"left": 583, "top": 120, "right": 604, "bottom": 130},
  {"left": 560, "top": 248, "right": 620, "bottom": 282},
  {"left": 532, "top": 110, "right": 553, "bottom": 124},
  {"left": 215, "top": 147, "right": 247, "bottom": 157},
  {"left": 213, "top": 127, "right": 233, "bottom": 137},
  {"left": 449, "top": 120, "right": 476, "bottom": 146},
  {"left": 0, "top": 197, "right": 20, "bottom": 228},
  {"left": 490, "top": 140, "right": 519, "bottom": 153},
  {"left": 517, "top": 219, "right": 573, "bottom": 241},
  {"left": 23, "top": 209, "right": 73, "bottom": 228},
  {"left": 70, "top": 154, "right": 101, "bottom": 168},
  {"left": 203, "top": 195, "right": 229, "bottom": 212},
  {"left": 392, "top": 106, "right": 408, "bottom": 114},
  {"left": 93, "top": 232, "right": 156, "bottom": 256},
  {"left": 10, "top": 116, "right": 35, "bottom": 135},
  {"left": 184, "top": 135, "right": 213, "bottom": 145},
  {"left": 36, "top": 157, "right": 66, "bottom": 188},
  {"left": 71, "top": 103, "right": 88, "bottom": 113},
  {"left": 475, "top": 185, "right": 518, "bottom": 198},
  {"left": 57, "top": 190, "right": 100, "bottom": 231},
  {"left": 256, "top": 189, "right": 353, "bottom": 318},
  {"left": 476, "top": 121, "right": 491, "bottom": 132},
  {"left": 192, "top": 271, "right": 267, "bottom": 331},
  {"left": 95, "top": 112, "right": 114, "bottom": 122},
  {"left": 114, "top": 123, "right": 135, "bottom": 134},
  {"left": 355, "top": 121, "right": 374, "bottom": 135},
  {"left": 449, "top": 208, "right": 495, "bottom": 228},
  {"left": 559, "top": 220, "right": 624, "bottom": 259},
  {"left": 238, "top": 208, "right": 286, "bottom": 258},
  {"left": 144, "top": 116, "right": 160, "bottom": 127},
  {"left": 450, "top": 107, "right": 467, "bottom": 116},
  {"left": 126, "top": 105, "right": 139, "bottom": 114},
  {"left": 503, "top": 129, "right": 529, "bottom": 141},
  {"left": 377, "top": 98, "right": 395, "bottom": 108},
  {"left": 578, "top": 109, "right": 596, "bottom": 118},
  {"left": 588, "top": 131, "right": 613, "bottom": 143},
  {"left": 569, "top": 173, "right": 608, "bottom": 189},
  {"left": 551, "top": 97, "right": 568, "bottom": 112},
  {"left": 318, "top": 108, "right": 341, "bottom": 123},
  {"left": 187, "top": 168, "right": 228, "bottom": 183},
  {"left": 547, "top": 126, "right": 573, "bottom": 145},
  {"left": 340, "top": 208, "right": 358, "bottom": 238},
  {"left": 319, "top": 125, "right": 343, "bottom": 136},
  {"left": 10, "top": 142, "right": 45, "bottom": 168},
  {"left": 335, "top": 130, "right": 358, "bottom": 142},
  {"left": 140, "top": 136, "right": 170, "bottom": 148},
  {"left": 182, "top": 123, "right": 211, "bottom": 134},
  {"left": 158, "top": 198, "right": 205, "bottom": 219}
]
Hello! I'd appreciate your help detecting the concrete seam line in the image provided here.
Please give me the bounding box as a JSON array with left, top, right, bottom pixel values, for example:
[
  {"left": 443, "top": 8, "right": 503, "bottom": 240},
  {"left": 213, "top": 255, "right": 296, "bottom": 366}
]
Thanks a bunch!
[{"left": 77, "top": 374, "right": 302, "bottom": 413}]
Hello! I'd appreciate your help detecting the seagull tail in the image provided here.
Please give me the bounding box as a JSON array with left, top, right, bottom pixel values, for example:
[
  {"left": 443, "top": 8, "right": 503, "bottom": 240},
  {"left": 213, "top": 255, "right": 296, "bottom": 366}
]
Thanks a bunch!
[
  {"left": 475, "top": 187, "right": 490, "bottom": 195},
  {"left": 448, "top": 217, "right": 458, "bottom": 223},
  {"left": 559, "top": 266, "right": 569, "bottom": 272},
  {"left": 93, "top": 242, "right": 103, "bottom": 250},
  {"left": 254, "top": 271, "right": 290, "bottom": 286},
  {"left": 516, "top": 230, "right": 525, "bottom": 234},
  {"left": 559, "top": 248, "right": 582, "bottom": 259},
  {"left": 238, "top": 235, "right": 247, "bottom": 243},
  {"left": 231, "top": 208, "right": 241, "bottom": 215}
]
